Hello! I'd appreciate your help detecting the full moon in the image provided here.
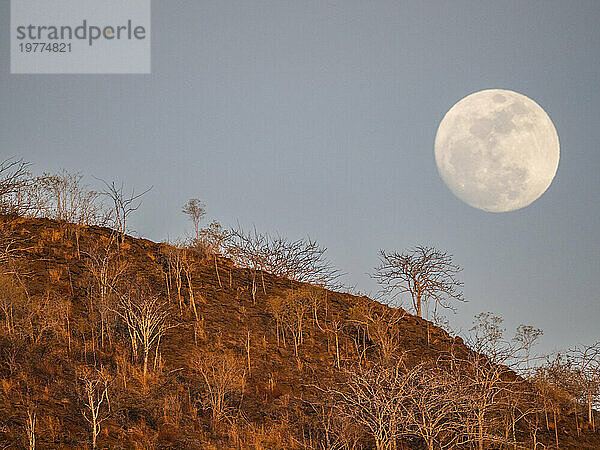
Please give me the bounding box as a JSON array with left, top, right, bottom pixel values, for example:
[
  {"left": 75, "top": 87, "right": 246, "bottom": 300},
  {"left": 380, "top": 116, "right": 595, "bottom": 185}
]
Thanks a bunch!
[{"left": 434, "top": 89, "right": 559, "bottom": 212}]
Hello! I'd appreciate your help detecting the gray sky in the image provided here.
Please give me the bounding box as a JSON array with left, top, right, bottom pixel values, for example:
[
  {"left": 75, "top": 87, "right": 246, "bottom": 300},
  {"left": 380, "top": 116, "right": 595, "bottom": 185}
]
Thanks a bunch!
[{"left": 1, "top": 1, "right": 599, "bottom": 355}]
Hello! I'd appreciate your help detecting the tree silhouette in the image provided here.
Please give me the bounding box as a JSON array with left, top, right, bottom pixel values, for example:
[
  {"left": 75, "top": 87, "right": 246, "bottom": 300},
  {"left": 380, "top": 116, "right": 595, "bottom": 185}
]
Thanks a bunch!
[{"left": 373, "top": 246, "right": 464, "bottom": 318}]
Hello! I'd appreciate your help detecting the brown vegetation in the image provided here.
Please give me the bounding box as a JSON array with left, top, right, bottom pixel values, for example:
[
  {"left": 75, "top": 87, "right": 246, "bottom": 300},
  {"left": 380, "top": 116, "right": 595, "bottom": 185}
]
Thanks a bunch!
[{"left": 0, "top": 164, "right": 598, "bottom": 449}]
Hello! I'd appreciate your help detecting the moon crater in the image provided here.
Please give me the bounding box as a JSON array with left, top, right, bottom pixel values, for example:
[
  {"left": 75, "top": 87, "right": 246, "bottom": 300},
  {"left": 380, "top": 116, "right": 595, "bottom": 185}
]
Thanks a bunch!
[{"left": 435, "top": 89, "right": 559, "bottom": 212}]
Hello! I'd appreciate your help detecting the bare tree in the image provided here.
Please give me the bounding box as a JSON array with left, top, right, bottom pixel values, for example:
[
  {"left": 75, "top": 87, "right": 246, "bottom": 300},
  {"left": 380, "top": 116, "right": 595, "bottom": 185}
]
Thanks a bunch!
[
  {"left": 198, "top": 220, "right": 227, "bottom": 288},
  {"left": 161, "top": 243, "right": 203, "bottom": 317},
  {"left": 324, "top": 362, "right": 411, "bottom": 450},
  {"left": 469, "top": 312, "right": 506, "bottom": 362},
  {"left": 531, "top": 354, "right": 586, "bottom": 446},
  {"left": 36, "top": 170, "right": 108, "bottom": 226},
  {"left": 455, "top": 352, "right": 511, "bottom": 450},
  {"left": 349, "top": 303, "right": 406, "bottom": 364},
  {"left": 162, "top": 243, "right": 185, "bottom": 312},
  {"left": 182, "top": 198, "right": 206, "bottom": 240},
  {"left": 84, "top": 233, "right": 127, "bottom": 348},
  {"left": 308, "top": 402, "right": 364, "bottom": 450},
  {"left": 0, "top": 272, "right": 26, "bottom": 335},
  {"left": 373, "top": 246, "right": 464, "bottom": 318},
  {"left": 22, "top": 290, "right": 71, "bottom": 346},
  {"left": 0, "top": 272, "right": 72, "bottom": 346},
  {"left": 261, "top": 234, "right": 342, "bottom": 289},
  {"left": 404, "top": 363, "right": 468, "bottom": 450},
  {"left": 347, "top": 301, "right": 374, "bottom": 365},
  {"left": 198, "top": 220, "right": 227, "bottom": 254},
  {"left": 462, "top": 314, "right": 529, "bottom": 450},
  {"left": 323, "top": 315, "right": 344, "bottom": 369},
  {"left": 99, "top": 179, "right": 152, "bottom": 241},
  {"left": 570, "top": 342, "right": 600, "bottom": 429},
  {"left": 225, "top": 226, "right": 266, "bottom": 304},
  {"left": 530, "top": 370, "right": 560, "bottom": 448},
  {"left": 77, "top": 368, "right": 110, "bottom": 450},
  {"left": 116, "top": 290, "right": 169, "bottom": 381},
  {"left": 470, "top": 315, "right": 543, "bottom": 376},
  {"left": 25, "top": 403, "right": 36, "bottom": 450},
  {"left": 2, "top": 164, "right": 111, "bottom": 225},
  {"left": 195, "top": 349, "right": 246, "bottom": 427},
  {"left": 0, "top": 157, "right": 31, "bottom": 215},
  {"left": 226, "top": 226, "right": 342, "bottom": 302},
  {"left": 181, "top": 249, "right": 200, "bottom": 320},
  {"left": 513, "top": 324, "right": 543, "bottom": 374},
  {"left": 268, "top": 288, "right": 311, "bottom": 357}
]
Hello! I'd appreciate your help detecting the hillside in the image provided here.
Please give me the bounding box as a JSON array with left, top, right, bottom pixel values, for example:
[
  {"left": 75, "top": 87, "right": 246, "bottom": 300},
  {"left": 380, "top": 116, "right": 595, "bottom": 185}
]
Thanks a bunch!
[{"left": 0, "top": 215, "right": 598, "bottom": 449}]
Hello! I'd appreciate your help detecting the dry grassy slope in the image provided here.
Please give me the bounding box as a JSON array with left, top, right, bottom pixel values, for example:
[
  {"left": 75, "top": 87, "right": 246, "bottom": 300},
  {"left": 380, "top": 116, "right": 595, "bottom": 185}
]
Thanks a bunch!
[{"left": 0, "top": 216, "right": 598, "bottom": 449}]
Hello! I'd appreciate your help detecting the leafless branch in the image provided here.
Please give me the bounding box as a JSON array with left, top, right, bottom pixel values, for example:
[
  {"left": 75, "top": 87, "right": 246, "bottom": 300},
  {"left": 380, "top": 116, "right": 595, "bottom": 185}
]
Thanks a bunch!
[
  {"left": 373, "top": 245, "right": 464, "bottom": 318},
  {"left": 98, "top": 178, "right": 152, "bottom": 239}
]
